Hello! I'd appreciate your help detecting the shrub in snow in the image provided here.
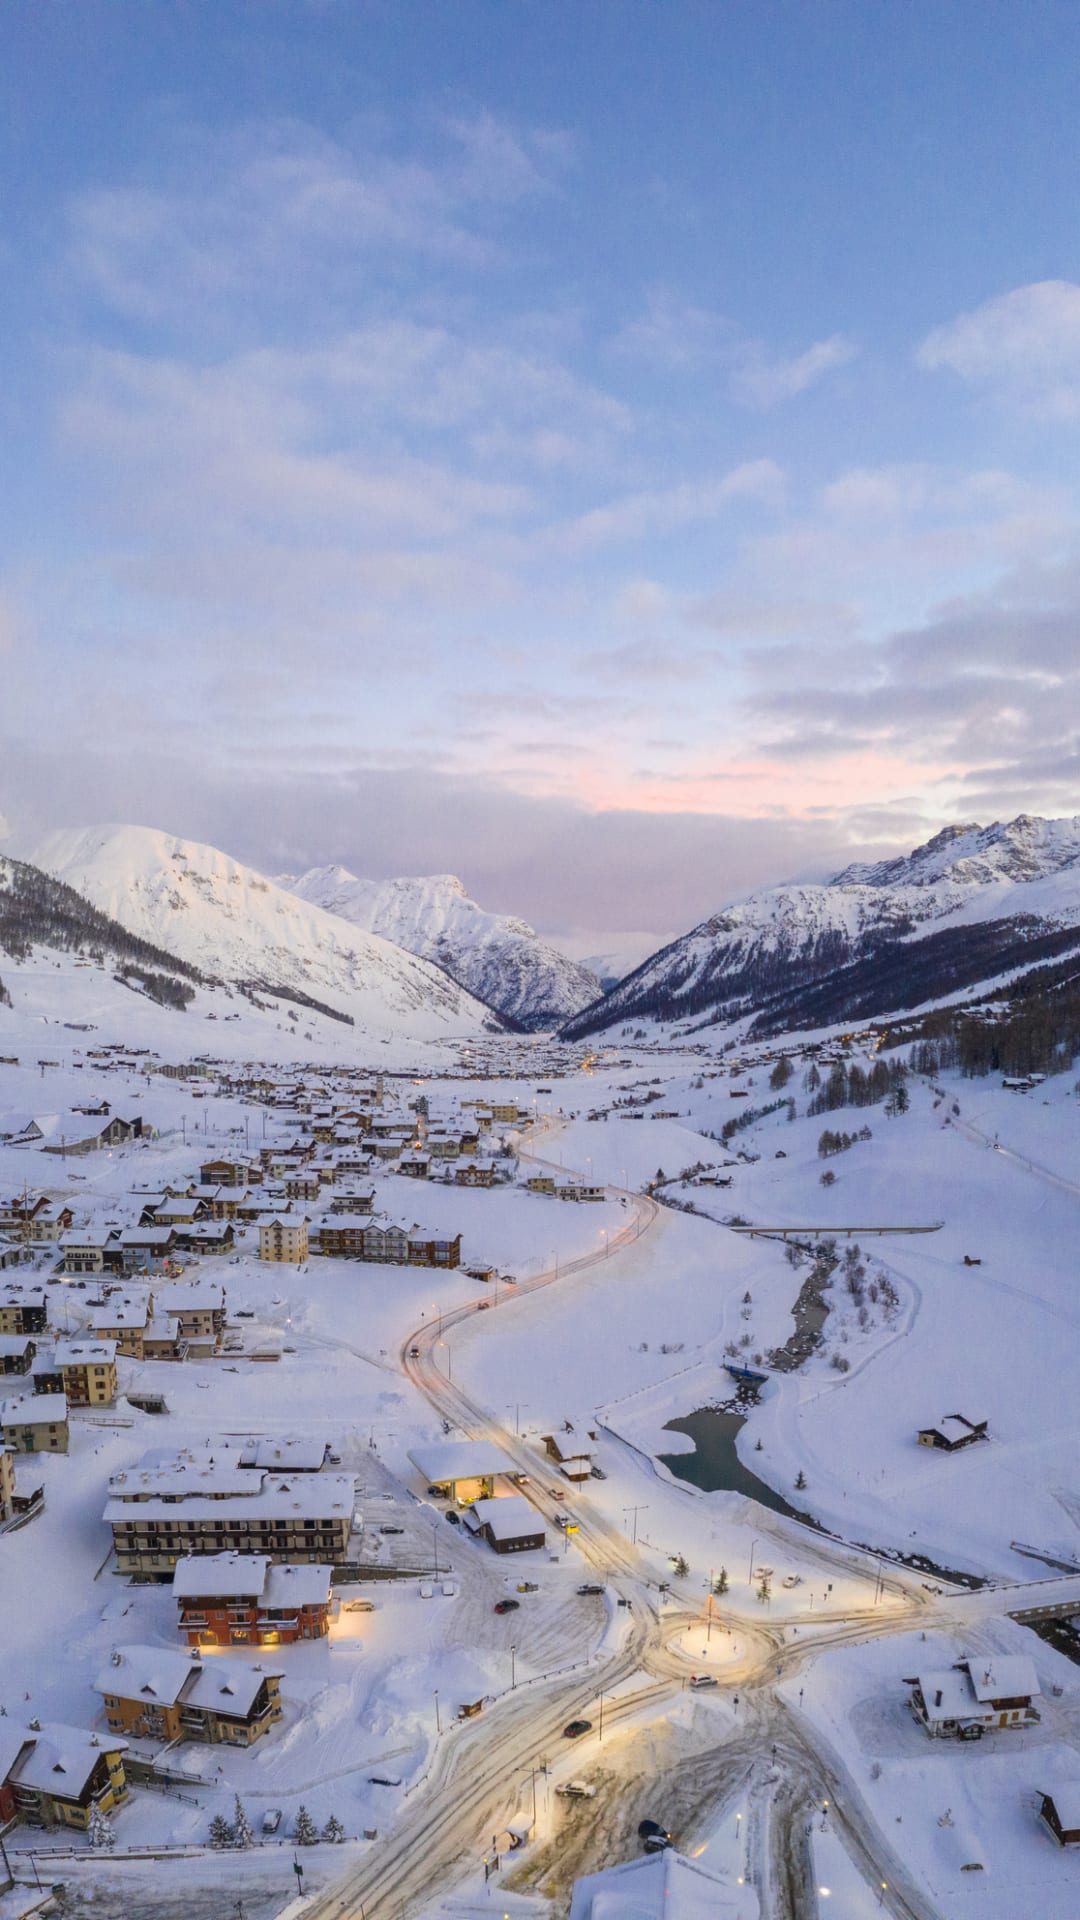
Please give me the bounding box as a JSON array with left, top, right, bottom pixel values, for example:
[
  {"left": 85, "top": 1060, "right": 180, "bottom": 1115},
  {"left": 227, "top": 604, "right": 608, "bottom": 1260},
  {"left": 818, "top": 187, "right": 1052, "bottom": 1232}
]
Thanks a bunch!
[
  {"left": 233, "top": 1794, "right": 254, "bottom": 1848},
  {"left": 294, "top": 1804, "right": 319, "bottom": 1845},
  {"left": 322, "top": 1813, "right": 346, "bottom": 1843}
]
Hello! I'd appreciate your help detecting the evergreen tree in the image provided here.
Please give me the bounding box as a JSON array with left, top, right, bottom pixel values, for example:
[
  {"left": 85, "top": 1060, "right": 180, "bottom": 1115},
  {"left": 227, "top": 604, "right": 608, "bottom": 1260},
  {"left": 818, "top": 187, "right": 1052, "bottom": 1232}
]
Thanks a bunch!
[
  {"left": 322, "top": 1813, "right": 347, "bottom": 1843},
  {"left": 714, "top": 1567, "right": 729, "bottom": 1595},
  {"left": 233, "top": 1794, "right": 254, "bottom": 1849},
  {"left": 769, "top": 1055, "right": 793, "bottom": 1090},
  {"left": 794, "top": 1469, "right": 807, "bottom": 1490},
  {"left": 209, "top": 1812, "right": 235, "bottom": 1850},
  {"left": 87, "top": 1802, "right": 115, "bottom": 1850},
  {"left": 294, "top": 1804, "right": 319, "bottom": 1846},
  {"left": 756, "top": 1573, "right": 771, "bottom": 1604}
]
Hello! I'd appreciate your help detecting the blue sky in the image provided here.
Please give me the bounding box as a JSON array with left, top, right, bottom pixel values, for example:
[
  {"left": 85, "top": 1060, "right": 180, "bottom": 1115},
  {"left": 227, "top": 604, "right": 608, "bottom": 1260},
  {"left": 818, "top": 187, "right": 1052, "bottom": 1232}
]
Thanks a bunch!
[{"left": 4, "top": 1, "right": 1080, "bottom": 937}]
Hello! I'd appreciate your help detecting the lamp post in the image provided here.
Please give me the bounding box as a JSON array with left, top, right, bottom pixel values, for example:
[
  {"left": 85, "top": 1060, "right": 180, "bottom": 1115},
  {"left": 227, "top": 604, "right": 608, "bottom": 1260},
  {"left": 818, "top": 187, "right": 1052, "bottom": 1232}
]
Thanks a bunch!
[
  {"left": 748, "top": 1539, "right": 758, "bottom": 1587},
  {"left": 434, "top": 1689, "right": 441, "bottom": 1734},
  {"left": 510, "top": 1644, "right": 517, "bottom": 1690}
]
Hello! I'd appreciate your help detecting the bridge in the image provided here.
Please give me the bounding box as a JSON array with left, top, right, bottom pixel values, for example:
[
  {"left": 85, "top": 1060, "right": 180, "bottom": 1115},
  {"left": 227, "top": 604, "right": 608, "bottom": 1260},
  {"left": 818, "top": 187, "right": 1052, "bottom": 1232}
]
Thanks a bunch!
[{"left": 728, "top": 1222, "right": 945, "bottom": 1240}]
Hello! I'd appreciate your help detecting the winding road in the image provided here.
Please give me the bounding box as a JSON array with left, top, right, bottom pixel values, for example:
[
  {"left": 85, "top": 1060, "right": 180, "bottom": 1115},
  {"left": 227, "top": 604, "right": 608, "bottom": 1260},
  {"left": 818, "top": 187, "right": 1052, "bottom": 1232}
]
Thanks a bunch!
[{"left": 298, "top": 1117, "right": 1008, "bottom": 1920}]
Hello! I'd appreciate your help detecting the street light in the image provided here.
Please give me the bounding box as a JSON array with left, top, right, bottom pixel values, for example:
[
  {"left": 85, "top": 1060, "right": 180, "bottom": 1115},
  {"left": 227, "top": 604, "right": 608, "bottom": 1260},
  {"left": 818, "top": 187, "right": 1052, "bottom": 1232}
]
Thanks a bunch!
[
  {"left": 510, "top": 1644, "right": 517, "bottom": 1689},
  {"left": 434, "top": 1690, "right": 441, "bottom": 1734},
  {"left": 748, "top": 1539, "right": 759, "bottom": 1586}
]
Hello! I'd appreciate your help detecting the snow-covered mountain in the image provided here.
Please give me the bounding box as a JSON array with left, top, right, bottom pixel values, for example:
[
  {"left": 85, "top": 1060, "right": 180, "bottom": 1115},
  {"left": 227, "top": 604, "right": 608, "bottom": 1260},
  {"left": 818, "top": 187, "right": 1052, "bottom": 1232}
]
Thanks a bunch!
[
  {"left": 282, "top": 867, "right": 602, "bottom": 1031},
  {"left": 29, "top": 827, "right": 504, "bottom": 1044},
  {"left": 562, "top": 814, "right": 1080, "bottom": 1039}
]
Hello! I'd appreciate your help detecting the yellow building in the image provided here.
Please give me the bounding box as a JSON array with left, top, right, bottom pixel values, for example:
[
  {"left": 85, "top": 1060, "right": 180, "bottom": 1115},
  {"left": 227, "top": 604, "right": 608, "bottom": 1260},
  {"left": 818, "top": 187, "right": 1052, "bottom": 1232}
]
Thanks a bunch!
[{"left": 257, "top": 1213, "right": 309, "bottom": 1263}]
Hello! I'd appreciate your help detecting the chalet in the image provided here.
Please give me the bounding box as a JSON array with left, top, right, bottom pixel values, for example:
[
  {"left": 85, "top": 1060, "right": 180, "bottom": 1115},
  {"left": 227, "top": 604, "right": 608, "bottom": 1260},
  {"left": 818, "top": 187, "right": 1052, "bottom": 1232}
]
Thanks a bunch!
[
  {"left": 314, "top": 1216, "right": 372, "bottom": 1259},
  {"left": 398, "top": 1152, "right": 431, "bottom": 1180},
  {"left": 141, "top": 1316, "right": 188, "bottom": 1362},
  {"left": 118, "top": 1226, "right": 177, "bottom": 1274},
  {"left": 907, "top": 1656, "right": 1040, "bottom": 1738},
  {"left": 257, "top": 1214, "right": 309, "bottom": 1264},
  {"left": 35, "top": 1340, "right": 117, "bottom": 1407},
  {"left": 61, "top": 1228, "right": 121, "bottom": 1275},
  {"left": 97, "top": 1646, "right": 283, "bottom": 1747},
  {"left": 199, "top": 1159, "right": 258, "bottom": 1188},
  {"left": 0, "top": 1284, "right": 48, "bottom": 1335},
  {"left": 462, "top": 1493, "right": 545, "bottom": 1555},
  {"left": 328, "top": 1186, "right": 375, "bottom": 1214},
  {"left": 89, "top": 1294, "right": 153, "bottom": 1360},
  {"left": 542, "top": 1432, "right": 594, "bottom": 1481},
  {"left": 174, "top": 1220, "right": 235, "bottom": 1257},
  {"left": 1039, "top": 1787, "right": 1080, "bottom": 1847},
  {"left": 173, "top": 1552, "right": 333, "bottom": 1646},
  {"left": 454, "top": 1160, "right": 496, "bottom": 1188},
  {"left": 0, "top": 1722, "right": 128, "bottom": 1831},
  {"left": 105, "top": 1465, "right": 354, "bottom": 1577},
  {"left": 1, "top": 1393, "right": 69, "bottom": 1453},
  {"left": 156, "top": 1283, "right": 226, "bottom": 1354},
  {"left": 284, "top": 1174, "right": 322, "bottom": 1203},
  {"left": 917, "top": 1415, "right": 989, "bottom": 1452},
  {"left": 358, "top": 1221, "right": 409, "bottom": 1264},
  {"left": 147, "top": 1196, "right": 209, "bottom": 1226},
  {"left": 0, "top": 1333, "right": 35, "bottom": 1377},
  {"left": 407, "top": 1229, "right": 462, "bottom": 1269},
  {"left": 526, "top": 1174, "right": 556, "bottom": 1196}
]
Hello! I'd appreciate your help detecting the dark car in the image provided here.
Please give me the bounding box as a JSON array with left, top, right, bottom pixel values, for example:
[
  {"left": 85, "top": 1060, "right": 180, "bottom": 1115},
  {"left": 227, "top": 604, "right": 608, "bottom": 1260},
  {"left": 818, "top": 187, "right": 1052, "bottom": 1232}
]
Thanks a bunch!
[
  {"left": 427, "top": 1485, "right": 449, "bottom": 1498},
  {"left": 494, "top": 1599, "right": 520, "bottom": 1614},
  {"left": 409, "top": 1345, "right": 420, "bottom": 1357},
  {"left": 589, "top": 1465, "right": 607, "bottom": 1480},
  {"left": 445, "top": 1509, "right": 461, "bottom": 1525},
  {"left": 638, "top": 1820, "right": 672, "bottom": 1852},
  {"left": 576, "top": 1584, "right": 605, "bottom": 1596},
  {"left": 563, "top": 1719, "right": 593, "bottom": 1739},
  {"left": 379, "top": 1524, "right": 404, "bottom": 1535}
]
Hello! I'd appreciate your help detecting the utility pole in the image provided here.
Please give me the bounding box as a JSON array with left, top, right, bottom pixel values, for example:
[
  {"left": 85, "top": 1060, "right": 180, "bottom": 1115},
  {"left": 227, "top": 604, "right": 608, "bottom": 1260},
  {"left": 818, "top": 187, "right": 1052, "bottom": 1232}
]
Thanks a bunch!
[{"left": 622, "top": 1504, "right": 648, "bottom": 1546}]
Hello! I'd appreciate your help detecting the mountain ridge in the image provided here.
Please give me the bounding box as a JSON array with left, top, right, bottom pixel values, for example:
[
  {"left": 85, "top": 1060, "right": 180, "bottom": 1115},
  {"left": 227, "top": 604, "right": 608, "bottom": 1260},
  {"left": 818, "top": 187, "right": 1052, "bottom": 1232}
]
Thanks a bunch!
[
  {"left": 561, "top": 812, "right": 1080, "bottom": 1040},
  {"left": 282, "top": 864, "right": 601, "bottom": 1030},
  {"left": 29, "top": 825, "right": 504, "bottom": 1044}
]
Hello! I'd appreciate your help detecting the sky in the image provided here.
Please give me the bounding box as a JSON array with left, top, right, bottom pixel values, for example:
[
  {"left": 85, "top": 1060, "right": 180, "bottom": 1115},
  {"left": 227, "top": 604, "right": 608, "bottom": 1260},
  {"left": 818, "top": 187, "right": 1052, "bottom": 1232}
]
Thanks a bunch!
[{"left": 4, "top": 1, "right": 1080, "bottom": 942}]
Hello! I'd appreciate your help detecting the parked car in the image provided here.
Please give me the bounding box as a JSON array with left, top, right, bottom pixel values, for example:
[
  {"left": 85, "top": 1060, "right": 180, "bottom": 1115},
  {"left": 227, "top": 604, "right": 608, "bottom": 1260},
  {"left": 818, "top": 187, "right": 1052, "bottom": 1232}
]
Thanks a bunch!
[
  {"left": 563, "top": 1719, "right": 592, "bottom": 1739},
  {"left": 494, "top": 1599, "right": 520, "bottom": 1614},
  {"left": 446, "top": 1510, "right": 460, "bottom": 1525},
  {"left": 262, "top": 1808, "right": 282, "bottom": 1834},
  {"left": 427, "top": 1484, "right": 449, "bottom": 1498},
  {"left": 639, "top": 1819, "right": 672, "bottom": 1852},
  {"left": 590, "top": 1465, "right": 607, "bottom": 1480},
  {"left": 556, "top": 1780, "right": 597, "bottom": 1799},
  {"left": 688, "top": 1674, "right": 718, "bottom": 1689},
  {"left": 517, "top": 1581, "right": 539, "bottom": 1592},
  {"left": 576, "top": 1584, "right": 605, "bottom": 1596},
  {"left": 341, "top": 1599, "right": 375, "bottom": 1613},
  {"left": 380, "top": 1524, "right": 404, "bottom": 1535}
]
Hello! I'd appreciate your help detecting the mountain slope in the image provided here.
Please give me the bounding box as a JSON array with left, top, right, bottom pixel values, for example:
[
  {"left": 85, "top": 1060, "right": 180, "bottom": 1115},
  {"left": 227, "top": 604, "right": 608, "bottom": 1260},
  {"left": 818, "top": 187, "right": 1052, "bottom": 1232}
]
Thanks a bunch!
[
  {"left": 0, "top": 853, "right": 202, "bottom": 1010},
  {"left": 283, "top": 867, "right": 601, "bottom": 1030},
  {"left": 30, "top": 827, "right": 504, "bottom": 1043},
  {"left": 561, "top": 814, "right": 1080, "bottom": 1040}
]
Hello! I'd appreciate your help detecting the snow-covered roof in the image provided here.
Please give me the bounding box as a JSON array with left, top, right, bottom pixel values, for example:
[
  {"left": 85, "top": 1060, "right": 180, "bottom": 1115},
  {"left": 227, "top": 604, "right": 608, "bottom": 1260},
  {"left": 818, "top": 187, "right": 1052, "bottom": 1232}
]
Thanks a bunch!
[
  {"left": 108, "top": 1463, "right": 264, "bottom": 1499},
  {"left": 1, "top": 1393, "right": 68, "bottom": 1425},
  {"left": 90, "top": 1298, "right": 150, "bottom": 1329},
  {"left": 10, "top": 1721, "right": 127, "bottom": 1796},
  {"left": 568, "top": 1848, "right": 747, "bottom": 1920},
  {"left": 408, "top": 1440, "right": 518, "bottom": 1483},
  {"left": 914, "top": 1668, "right": 980, "bottom": 1720},
  {"left": 61, "top": 1228, "right": 117, "bottom": 1249},
  {"left": 257, "top": 1213, "right": 308, "bottom": 1229},
  {"left": 964, "top": 1654, "right": 1039, "bottom": 1701},
  {"left": 97, "top": 1645, "right": 281, "bottom": 1715},
  {"left": 173, "top": 1552, "right": 269, "bottom": 1599},
  {"left": 466, "top": 1493, "right": 543, "bottom": 1542},
  {"left": 118, "top": 1226, "right": 175, "bottom": 1247},
  {"left": 1043, "top": 1785, "right": 1080, "bottom": 1829},
  {"left": 104, "top": 1472, "right": 354, "bottom": 1525},
  {"left": 240, "top": 1436, "right": 328, "bottom": 1472},
  {"left": 157, "top": 1283, "right": 224, "bottom": 1311},
  {"left": 264, "top": 1562, "right": 333, "bottom": 1607},
  {"left": 51, "top": 1339, "right": 117, "bottom": 1366},
  {"left": 0, "top": 1333, "right": 34, "bottom": 1357}
]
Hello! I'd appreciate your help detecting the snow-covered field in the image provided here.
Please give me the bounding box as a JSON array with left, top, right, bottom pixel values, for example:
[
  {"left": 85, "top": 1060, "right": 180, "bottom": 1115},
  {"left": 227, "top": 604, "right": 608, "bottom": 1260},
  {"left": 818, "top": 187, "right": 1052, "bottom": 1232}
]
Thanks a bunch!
[{"left": 2, "top": 1016, "right": 1080, "bottom": 1920}]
